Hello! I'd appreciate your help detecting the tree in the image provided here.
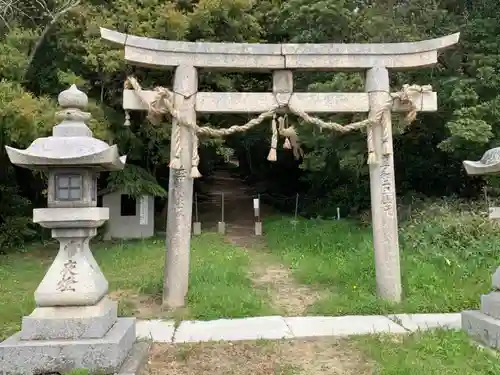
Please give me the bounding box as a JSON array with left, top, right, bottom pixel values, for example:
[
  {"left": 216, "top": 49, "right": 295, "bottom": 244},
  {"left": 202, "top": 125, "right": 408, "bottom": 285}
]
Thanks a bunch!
[{"left": 0, "top": 0, "right": 497, "bottom": 248}]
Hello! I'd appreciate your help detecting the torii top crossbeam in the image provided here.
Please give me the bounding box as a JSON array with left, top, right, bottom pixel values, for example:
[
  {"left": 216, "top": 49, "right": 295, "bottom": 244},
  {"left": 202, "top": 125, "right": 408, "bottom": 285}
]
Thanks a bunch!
[{"left": 101, "top": 28, "right": 459, "bottom": 71}]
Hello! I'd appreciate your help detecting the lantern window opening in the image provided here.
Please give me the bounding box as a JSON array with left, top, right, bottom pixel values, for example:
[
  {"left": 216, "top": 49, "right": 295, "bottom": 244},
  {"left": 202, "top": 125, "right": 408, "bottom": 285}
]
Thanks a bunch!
[{"left": 55, "top": 174, "right": 83, "bottom": 201}]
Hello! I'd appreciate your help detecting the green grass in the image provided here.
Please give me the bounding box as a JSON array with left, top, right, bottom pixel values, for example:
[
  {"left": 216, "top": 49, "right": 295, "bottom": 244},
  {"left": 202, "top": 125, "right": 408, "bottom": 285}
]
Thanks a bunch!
[
  {"left": 0, "top": 233, "right": 273, "bottom": 340},
  {"left": 357, "top": 329, "right": 500, "bottom": 374},
  {"left": 264, "top": 200, "right": 500, "bottom": 315}
]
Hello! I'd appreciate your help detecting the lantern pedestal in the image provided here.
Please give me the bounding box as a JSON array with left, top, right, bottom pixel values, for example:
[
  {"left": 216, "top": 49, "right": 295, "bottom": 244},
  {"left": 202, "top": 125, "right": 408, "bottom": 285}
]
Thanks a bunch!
[
  {"left": 32, "top": 209, "right": 109, "bottom": 308},
  {"left": 0, "top": 209, "right": 137, "bottom": 375}
]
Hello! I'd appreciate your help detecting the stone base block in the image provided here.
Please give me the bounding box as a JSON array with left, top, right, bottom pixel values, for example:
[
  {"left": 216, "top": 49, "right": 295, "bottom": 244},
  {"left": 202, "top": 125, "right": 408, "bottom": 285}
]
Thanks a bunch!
[
  {"left": 218, "top": 221, "right": 225, "bottom": 234},
  {"left": 255, "top": 222, "right": 262, "bottom": 236},
  {"left": 481, "top": 292, "right": 500, "bottom": 320},
  {"left": 0, "top": 317, "right": 135, "bottom": 375},
  {"left": 21, "top": 297, "right": 117, "bottom": 340},
  {"left": 118, "top": 341, "right": 151, "bottom": 375},
  {"left": 462, "top": 310, "right": 500, "bottom": 349},
  {"left": 193, "top": 222, "right": 201, "bottom": 235}
]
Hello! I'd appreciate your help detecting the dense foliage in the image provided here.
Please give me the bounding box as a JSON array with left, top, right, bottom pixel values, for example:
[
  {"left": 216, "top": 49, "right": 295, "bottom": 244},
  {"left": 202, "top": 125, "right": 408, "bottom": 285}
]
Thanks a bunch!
[{"left": 0, "top": 0, "right": 498, "bottom": 248}]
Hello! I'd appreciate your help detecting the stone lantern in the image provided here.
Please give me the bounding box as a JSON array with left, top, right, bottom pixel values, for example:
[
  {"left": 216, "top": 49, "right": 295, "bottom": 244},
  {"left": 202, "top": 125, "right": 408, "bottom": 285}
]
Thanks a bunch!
[
  {"left": 462, "top": 147, "right": 500, "bottom": 349},
  {"left": 0, "top": 85, "right": 136, "bottom": 374}
]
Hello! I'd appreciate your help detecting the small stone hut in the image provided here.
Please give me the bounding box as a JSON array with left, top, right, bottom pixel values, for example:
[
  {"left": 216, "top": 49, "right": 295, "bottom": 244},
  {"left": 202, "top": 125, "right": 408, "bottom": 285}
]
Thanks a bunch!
[{"left": 99, "top": 187, "right": 155, "bottom": 240}]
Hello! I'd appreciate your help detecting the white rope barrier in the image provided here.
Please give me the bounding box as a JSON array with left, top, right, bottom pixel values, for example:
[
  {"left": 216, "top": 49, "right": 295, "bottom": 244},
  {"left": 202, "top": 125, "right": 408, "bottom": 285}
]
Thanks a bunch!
[{"left": 124, "top": 77, "right": 431, "bottom": 177}]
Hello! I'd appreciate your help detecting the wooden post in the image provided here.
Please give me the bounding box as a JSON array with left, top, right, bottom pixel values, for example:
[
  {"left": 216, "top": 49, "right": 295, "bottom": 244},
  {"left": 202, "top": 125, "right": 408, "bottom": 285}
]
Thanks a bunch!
[
  {"left": 365, "top": 67, "right": 402, "bottom": 302},
  {"left": 163, "top": 65, "right": 197, "bottom": 308}
]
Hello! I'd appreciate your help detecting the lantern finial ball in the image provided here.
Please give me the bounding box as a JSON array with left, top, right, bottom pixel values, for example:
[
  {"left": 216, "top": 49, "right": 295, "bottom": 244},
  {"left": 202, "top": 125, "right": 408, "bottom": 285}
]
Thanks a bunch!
[{"left": 58, "top": 84, "right": 88, "bottom": 110}]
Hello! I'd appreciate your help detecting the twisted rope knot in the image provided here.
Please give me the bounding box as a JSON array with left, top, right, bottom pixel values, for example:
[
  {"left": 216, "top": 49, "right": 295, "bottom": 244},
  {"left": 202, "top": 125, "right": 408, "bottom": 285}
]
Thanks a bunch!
[
  {"left": 124, "top": 76, "right": 430, "bottom": 176},
  {"left": 396, "top": 84, "right": 433, "bottom": 124}
]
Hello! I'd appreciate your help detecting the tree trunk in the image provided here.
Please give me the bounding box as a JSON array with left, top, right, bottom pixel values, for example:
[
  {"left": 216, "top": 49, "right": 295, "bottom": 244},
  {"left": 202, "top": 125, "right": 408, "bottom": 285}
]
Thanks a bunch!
[{"left": 23, "top": 1, "right": 81, "bottom": 80}]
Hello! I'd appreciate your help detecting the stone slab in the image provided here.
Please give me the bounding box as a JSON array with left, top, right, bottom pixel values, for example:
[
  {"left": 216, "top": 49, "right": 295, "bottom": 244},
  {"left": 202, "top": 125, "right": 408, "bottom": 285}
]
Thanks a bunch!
[
  {"left": 286, "top": 52, "right": 440, "bottom": 69},
  {"left": 174, "top": 316, "right": 293, "bottom": 343},
  {"left": 282, "top": 34, "right": 460, "bottom": 55},
  {"left": 481, "top": 292, "right": 500, "bottom": 319},
  {"left": 136, "top": 319, "right": 176, "bottom": 343},
  {"left": 102, "top": 27, "right": 459, "bottom": 56},
  {"left": 124, "top": 90, "right": 438, "bottom": 114},
  {"left": 117, "top": 341, "right": 151, "bottom": 375},
  {"left": 33, "top": 207, "right": 109, "bottom": 228},
  {"left": 102, "top": 27, "right": 460, "bottom": 70},
  {"left": 0, "top": 317, "right": 136, "bottom": 375},
  {"left": 21, "top": 297, "right": 117, "bottom": 340},
  {"left": 284, "top": 316, "right": 406, "bottom": 338},
  {"left": 462, "top": 310, "right": 500, "bottom": 349},
  {"left": 125, "top": 46, "right": 285, "bottom": 70},
  {"left": 122, "top": 30, "right": 283, "bottom": 55},
  {"left": 389, "top": 313, "right": 461, "bottom": 331}
]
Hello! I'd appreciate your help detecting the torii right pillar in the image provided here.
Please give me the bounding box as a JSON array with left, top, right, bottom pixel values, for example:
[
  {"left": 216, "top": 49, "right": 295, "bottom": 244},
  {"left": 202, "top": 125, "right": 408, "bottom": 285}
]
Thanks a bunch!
[
  {"left": 462, "top": 148, "right": 500, "bottom": 349},
  {"left": 366, "top": 66, "right": 402, "bottom": 302}
]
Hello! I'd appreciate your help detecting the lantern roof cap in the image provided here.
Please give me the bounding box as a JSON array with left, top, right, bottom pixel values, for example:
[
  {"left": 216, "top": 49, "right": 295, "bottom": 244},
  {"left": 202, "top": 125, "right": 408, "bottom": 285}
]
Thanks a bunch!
[
  {"left": 5, "top": 85, "right": 127, "bottom": 171},
  {"left": 464, "top": 147, "right": 500, "bottom": 175}
]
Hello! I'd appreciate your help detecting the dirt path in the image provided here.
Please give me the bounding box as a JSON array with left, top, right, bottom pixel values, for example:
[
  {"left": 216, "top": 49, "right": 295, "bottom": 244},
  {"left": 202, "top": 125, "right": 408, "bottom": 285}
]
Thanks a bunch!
[
  {"left": 143, "top": 338, "right": 374, "bottom": 375},
  {"left": 197, "top": 168, "right": 323, "bottom": 316}
]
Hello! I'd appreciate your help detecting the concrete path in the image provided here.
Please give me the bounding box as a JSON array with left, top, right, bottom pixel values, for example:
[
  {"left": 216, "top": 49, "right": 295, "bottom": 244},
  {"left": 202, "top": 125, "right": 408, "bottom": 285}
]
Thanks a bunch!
[{"left": 136, "top": 313, "right": 462, "bottom": 343}]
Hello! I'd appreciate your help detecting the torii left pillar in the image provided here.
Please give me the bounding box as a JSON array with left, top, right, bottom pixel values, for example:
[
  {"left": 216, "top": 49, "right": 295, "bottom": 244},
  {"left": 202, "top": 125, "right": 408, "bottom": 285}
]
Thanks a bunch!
[{"left": 164, "top": 65, "right": 197, "bottom": 307}]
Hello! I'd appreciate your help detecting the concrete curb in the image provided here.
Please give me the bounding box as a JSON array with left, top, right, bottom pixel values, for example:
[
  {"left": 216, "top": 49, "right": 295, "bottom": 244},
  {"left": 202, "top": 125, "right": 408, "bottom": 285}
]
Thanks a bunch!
[{"left": 135, "top": 313, "right": 462, "bottom": 344}]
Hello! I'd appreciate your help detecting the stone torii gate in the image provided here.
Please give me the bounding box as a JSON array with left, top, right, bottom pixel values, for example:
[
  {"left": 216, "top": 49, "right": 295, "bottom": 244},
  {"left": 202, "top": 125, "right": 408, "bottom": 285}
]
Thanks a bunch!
[{"left": 101, "top": 28, "right": 459, "bottom": 307}]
